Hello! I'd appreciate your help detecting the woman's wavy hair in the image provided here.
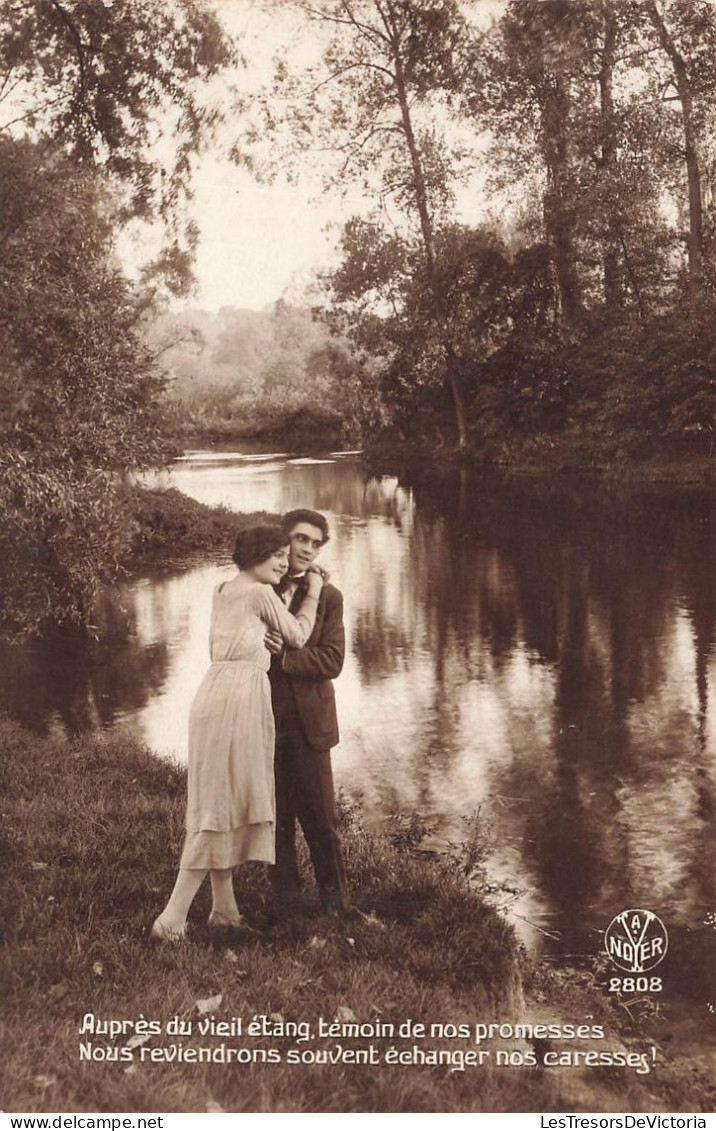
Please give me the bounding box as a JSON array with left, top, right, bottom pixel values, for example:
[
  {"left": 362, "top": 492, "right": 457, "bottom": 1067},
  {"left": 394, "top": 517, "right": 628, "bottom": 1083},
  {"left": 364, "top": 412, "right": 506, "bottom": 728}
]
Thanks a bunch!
[{"left": 232, "top": 524, "right": 289, "bottom": 569}]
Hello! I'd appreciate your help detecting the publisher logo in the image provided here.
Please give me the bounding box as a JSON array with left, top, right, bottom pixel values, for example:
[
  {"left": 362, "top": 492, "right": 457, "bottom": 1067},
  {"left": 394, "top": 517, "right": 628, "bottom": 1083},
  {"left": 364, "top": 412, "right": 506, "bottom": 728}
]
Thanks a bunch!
[{"left": 605, "top": 909, "right": 668, "bottom": 972}]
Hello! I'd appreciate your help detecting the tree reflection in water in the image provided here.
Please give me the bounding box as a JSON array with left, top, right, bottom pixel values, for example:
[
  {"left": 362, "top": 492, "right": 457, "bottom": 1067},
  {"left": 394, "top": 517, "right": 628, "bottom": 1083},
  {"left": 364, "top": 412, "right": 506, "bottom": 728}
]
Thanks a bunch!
[
  {"left": 0, "top": 585, "right": 170, "bottom": 736},
  {"left": 383, "top": 470, "right": 715, "bottom": 941},
  {"left": 2, "top": 454, "right": 713, "bottom": 1028}
]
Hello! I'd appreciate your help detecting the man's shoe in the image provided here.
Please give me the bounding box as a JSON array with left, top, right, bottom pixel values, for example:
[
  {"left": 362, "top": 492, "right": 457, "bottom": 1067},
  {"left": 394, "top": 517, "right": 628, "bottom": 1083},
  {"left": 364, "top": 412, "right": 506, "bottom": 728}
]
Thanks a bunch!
[
  {"left": 320, "top": 887, "right": 351, "bottom": 915},
  {"left": 327, "top": 904, "right": 374, "bottom": 926}
]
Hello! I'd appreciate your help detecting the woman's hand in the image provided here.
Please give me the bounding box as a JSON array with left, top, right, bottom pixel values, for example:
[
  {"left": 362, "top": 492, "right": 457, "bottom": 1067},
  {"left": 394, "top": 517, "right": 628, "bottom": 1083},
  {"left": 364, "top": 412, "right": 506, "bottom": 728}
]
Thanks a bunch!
[{"left": 305, "top": 562, "right": 327, "bottom": 597}]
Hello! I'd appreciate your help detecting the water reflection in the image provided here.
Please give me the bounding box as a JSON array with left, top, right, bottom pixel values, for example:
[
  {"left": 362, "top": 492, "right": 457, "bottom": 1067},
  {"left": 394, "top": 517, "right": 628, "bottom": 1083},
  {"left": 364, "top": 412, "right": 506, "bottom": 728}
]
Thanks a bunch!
[
  {"left": 0, "top": 587, "right": 170, "bottom": 735},
  {"left": 386, "top": 474, "right": 715, "bottom": 928},
  {"left": 2, "top": 454, "right": 714, "bottom": 1024}
]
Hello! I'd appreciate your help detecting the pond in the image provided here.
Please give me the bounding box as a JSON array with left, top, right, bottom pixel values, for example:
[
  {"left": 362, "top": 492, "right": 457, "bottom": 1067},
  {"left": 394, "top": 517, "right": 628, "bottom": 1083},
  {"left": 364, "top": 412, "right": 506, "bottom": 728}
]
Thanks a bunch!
[{"left": 2, "top": 447, "right": 714, "bottom": 1068}]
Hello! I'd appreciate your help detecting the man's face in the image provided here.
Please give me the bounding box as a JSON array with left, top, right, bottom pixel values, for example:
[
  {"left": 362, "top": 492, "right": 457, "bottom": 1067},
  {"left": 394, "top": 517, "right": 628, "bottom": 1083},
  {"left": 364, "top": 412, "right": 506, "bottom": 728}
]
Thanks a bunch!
[{"left": 286, "top": 522, "right": 325, "bottom": 575}]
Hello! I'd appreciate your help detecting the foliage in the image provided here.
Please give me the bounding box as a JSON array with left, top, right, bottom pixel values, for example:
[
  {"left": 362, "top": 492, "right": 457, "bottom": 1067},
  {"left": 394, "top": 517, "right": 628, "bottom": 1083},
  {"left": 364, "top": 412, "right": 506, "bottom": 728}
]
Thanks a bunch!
[
  {"left": 0, "top": 137, "right": 173, "bottom": 638},
  {"left": 470, "top": 305, "right": 716, "bottom": 460},
  {"left": 318, "top": 205, "right": 716, "bottom": 458},
  {"left": 122, "top": 486, "right": 275, "bottom": 562},
  {"left": 0, "top": 1, "right": 240, "bottom": 637},
  {"left": 150, "top": 300, "right": 359, "bottom": 443},
  {"left": 0, "top": 0, "right": 236, "bottom": 293},
  {"left": 563, "top": 310, "right": 716, "bottom": 452},
  {"left": 318, "top": 218, "right": 564, "bottom": 445},
  {"left": 386, "top": 811, "right": 437, "bottom": 851},
  {"left": 263, "top": 0, "right": 476, "bottom": 445},
  {"left": 290, "top": 0, "right": 716, "bottom": 460}
]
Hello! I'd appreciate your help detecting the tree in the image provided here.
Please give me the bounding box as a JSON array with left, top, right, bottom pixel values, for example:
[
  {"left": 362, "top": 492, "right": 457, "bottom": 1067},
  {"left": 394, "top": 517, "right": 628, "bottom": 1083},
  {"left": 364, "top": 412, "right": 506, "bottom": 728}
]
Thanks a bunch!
[
  {"left": 507, "top": 1, "right": 586, "bottom": 327},
  {"left": 0, "top": 136, "right": 170, "bottom": 637},
  {"left": 0, "top": 0, "right": 236, "bottom": 293},
  {"left": 467, "top": 0, "right": 678, "bottom": 325},
  {"left": 268, "top": 0, "right": 473, "bottom": 446},
  {"left": 641, "top": 0, "right": 716, "bottom": 306},
  {"left": 0, "top": 2, "right": 240, "bottom": 635},
  {"left": 320, "top": 216, "right": 560, "bottom": 446}
]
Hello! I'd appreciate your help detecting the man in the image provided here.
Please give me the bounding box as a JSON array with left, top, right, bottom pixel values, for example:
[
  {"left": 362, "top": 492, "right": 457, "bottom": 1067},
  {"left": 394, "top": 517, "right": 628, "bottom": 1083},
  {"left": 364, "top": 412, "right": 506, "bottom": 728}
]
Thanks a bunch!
[{"left": 265, "top": 508, "right": 349, "bottom": 916}]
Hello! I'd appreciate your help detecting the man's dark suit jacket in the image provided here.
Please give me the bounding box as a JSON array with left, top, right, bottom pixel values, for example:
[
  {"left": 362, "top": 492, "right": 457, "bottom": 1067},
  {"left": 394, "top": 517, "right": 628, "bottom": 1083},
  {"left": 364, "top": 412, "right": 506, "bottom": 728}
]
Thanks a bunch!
[{"left": 273, "top": 581, "right": 345, "bottom": 750}]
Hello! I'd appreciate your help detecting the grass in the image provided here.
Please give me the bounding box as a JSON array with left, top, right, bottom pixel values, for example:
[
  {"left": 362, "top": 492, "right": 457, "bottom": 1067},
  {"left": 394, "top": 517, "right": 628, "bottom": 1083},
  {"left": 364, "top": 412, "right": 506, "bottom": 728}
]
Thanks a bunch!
[
  {"left": 0, "top": 719, "right": 712, "bottom": 1114},
  {"left": 365, "top": 434, "right": 715, "bottom": 486},
  {"left": 122, "top": 484, "right": 276, "bottom": 564}
]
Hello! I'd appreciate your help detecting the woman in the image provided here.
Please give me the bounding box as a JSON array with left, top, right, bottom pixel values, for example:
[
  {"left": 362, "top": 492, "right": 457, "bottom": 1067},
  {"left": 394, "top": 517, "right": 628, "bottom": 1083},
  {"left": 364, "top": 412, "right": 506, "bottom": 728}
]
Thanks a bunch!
[{"left": 151, "top": 524, "right": 323, "bottom": 941}]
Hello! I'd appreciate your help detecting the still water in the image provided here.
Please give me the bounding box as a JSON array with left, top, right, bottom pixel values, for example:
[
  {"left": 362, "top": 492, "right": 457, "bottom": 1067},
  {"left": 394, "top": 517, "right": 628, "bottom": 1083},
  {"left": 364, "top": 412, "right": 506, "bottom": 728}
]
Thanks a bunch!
[{"left": 2, "top": 448, "right": 714, "bottom": 1059}]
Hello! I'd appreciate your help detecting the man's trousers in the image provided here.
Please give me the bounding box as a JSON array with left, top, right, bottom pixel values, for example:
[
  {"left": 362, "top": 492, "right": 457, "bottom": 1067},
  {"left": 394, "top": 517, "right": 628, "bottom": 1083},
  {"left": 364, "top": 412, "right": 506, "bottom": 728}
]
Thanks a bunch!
[{"left": 271, "top": 685, "right": 348, "bottom": 913}]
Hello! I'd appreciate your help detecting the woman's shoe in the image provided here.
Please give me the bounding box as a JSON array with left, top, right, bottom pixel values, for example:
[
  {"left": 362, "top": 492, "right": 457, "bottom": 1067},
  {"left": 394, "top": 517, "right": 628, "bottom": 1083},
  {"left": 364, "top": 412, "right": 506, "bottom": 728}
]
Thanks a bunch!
[
  {"left": 150, "top": 916, "right": 187, "bottom": 943},
  {"left": 207, "top": 910, "right": 259, "bottom": 941}
]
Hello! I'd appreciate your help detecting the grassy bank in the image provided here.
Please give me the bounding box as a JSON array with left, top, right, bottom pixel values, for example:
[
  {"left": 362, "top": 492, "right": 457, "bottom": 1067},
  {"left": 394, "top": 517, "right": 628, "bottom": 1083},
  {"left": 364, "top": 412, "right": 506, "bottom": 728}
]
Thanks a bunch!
[
  {"left": 363, "top": 436, "right": 715, "bottom": 487},
  {"left": 154, "top": 433, "right": 714, "bottom": 487},
  {"left": 122, "top": 484, "right": 275, "bottom": 565},
  {"left": 1, "top": 721, "right": 711, "bottom": 1114}
]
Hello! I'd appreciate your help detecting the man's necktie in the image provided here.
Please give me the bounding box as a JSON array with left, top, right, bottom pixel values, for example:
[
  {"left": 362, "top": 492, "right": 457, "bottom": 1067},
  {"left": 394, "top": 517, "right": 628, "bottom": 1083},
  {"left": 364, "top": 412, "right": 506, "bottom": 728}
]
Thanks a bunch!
[{"left": 276, "top": 574, "right": 306, "bottom": 603}]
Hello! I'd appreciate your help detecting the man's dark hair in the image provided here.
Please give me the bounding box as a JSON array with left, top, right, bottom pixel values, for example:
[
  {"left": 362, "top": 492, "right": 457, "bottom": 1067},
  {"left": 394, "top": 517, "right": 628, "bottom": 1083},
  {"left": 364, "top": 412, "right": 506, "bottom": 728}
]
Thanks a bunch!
[
  {"left": 232, "top": 524, "right": 289, "bottom": 569},
  {"left": 282, "top": 508, "right": 330, "bottom": 545}
]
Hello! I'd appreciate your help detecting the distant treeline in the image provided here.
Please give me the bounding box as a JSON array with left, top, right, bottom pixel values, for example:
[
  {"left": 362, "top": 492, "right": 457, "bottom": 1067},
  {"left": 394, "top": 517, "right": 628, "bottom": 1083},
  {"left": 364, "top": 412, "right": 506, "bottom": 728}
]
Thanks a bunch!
[{"left": 149, "top": 300, "right": 356, "bottom": 444}]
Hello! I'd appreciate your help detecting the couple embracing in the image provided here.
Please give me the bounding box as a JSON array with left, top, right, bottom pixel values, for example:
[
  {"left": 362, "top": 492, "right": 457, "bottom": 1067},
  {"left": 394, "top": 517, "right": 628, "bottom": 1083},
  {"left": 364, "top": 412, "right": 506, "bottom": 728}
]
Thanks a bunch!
[{"left": 152, "top": 508, "right": 348, "bottom": 941}]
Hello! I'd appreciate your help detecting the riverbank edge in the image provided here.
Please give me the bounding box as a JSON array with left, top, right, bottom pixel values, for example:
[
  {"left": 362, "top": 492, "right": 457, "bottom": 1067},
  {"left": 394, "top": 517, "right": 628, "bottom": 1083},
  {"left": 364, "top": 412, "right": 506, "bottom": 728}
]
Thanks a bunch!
[
  {"left": 1, "top": 721, "right": 712, "bottom": 1114},
  {"left": 176, "top": 432, "right": 715, "bottom": 487},
  {"left": 121, "top": 483, "right": 271, "bottom": 569},
  {"left": 363, "top": 438, "right": 715, "bottom": 487},
  {"left": 121, "top": 437, "right": 713, "bottom": 583}
]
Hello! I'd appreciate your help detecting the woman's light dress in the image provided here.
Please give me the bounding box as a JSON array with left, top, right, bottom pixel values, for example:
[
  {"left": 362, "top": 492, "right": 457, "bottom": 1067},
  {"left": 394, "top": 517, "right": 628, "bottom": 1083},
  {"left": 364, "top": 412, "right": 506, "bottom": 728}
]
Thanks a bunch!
[{"left": 180, "top": 581, "right": 314, "bottom": 870}]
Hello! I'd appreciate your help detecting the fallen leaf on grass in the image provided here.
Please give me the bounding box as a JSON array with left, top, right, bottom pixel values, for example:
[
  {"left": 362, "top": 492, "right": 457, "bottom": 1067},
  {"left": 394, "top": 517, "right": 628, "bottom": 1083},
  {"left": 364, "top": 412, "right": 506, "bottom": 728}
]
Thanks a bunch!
[
  {"left": 47, "top": 982, "right": 68, "bottom": 1001},
  {"left": 335, "top": 1005, "right": 356, "bottom": 1023},
  {"left": 308, "top": 936, "right": 327, "bottom": 949},
  {"left": 124, "top": 1065, "right": 139, "bottom": 1077},
  {"left": 125, "top": 1033, "right": 151, "bottom": 1051},
  {"left": 31, "top": 862, "right": 49, "bottom": 871},
  {"left": 34, "top": 1076, "right": 56, "bottom": 1090},
  {"left": 92, "top": 962, "right": 104, "bottom": 976},
  {"left": 223, "top": 952, "right": 247, "bottom": 975},
  {"left": 196, "top": 993, "right": 223, "bottom": 1015},
  {"left": 363, "top": 911, "right": 386, "bottom": 930},
  {"left": 206, "top": 1098, "right": 225, "bottom": 1113}
]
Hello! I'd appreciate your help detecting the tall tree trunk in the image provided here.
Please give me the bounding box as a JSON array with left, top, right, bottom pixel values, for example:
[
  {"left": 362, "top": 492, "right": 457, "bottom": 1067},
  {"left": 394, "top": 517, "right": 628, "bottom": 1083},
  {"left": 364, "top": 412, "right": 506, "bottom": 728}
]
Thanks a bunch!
[
  {"left": 646, "top": 0, "right": 704, "bottom": 306},
  {"left": 391, "top": 25, "right": 468, "bottom": 447},
  {"left": 393, "top": 50, "right": 436, "bottom": 275},
  {"left": 597, "top": 4, "right": 622, "bottom": 311},
  {"left": 445, "top": 348, "right": 468, "bottom": 449},
  {"left": 542, "top": 70, "right": 583, "bottom": 329}
]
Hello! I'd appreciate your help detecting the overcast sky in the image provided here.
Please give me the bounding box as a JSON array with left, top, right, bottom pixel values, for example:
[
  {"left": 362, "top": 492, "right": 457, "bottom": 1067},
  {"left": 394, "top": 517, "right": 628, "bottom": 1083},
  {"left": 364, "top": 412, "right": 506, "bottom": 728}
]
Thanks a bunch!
[
  {"left": 120, "top": 0, "right": 506, "bottom": 314},
  {"left": 183, "top": 0, "right": 355, "bottom": 311}
]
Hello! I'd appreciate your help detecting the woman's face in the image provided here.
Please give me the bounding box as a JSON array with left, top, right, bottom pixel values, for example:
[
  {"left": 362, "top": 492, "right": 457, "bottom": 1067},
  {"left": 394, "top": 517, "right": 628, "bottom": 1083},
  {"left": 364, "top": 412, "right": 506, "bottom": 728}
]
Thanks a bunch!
[{"left": 251, "top": 545, "right": 290, "bottom": 585}]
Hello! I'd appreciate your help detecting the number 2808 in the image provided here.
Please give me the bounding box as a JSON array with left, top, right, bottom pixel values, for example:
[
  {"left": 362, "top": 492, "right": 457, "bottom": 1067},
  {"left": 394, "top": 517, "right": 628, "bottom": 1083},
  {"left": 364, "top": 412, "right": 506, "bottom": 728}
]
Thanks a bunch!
[{"left": 608, "top": 976, "right": 663, "bottom": 993}]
